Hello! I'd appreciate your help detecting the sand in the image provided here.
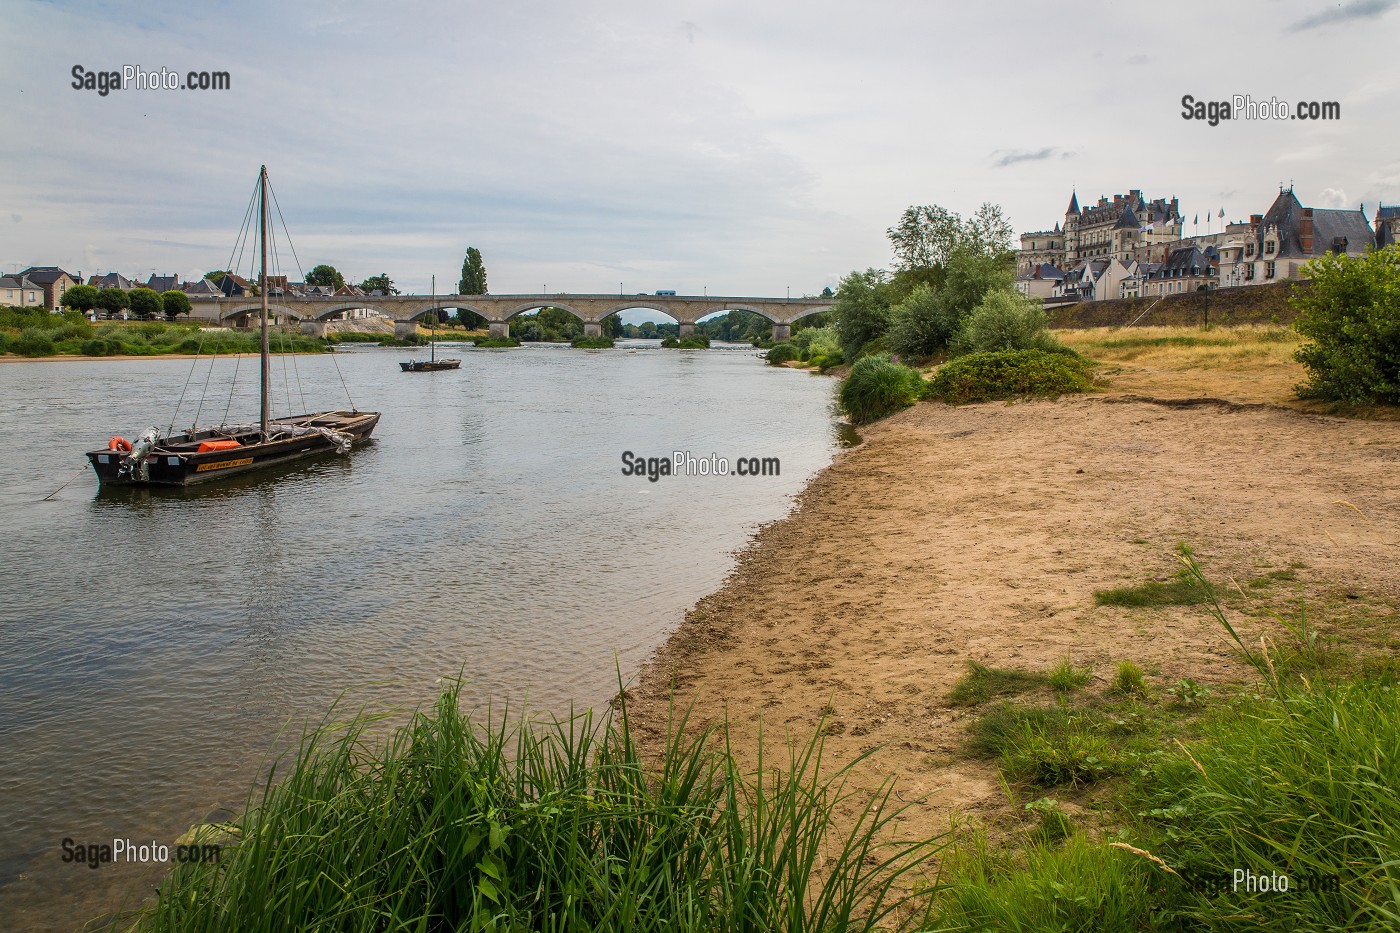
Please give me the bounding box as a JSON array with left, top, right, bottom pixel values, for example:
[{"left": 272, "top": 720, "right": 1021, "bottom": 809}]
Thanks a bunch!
[{"left": 630, "top": 390, "right": 1400, "bottom": 839}]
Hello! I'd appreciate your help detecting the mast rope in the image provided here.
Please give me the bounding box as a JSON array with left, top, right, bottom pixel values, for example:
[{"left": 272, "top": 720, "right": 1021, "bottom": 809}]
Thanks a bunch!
[
  {"left": 166, "top": 328, "right": 207, "bottom": 436},
  {"left": 190, "top": 342, "right": 221, "bottom": 430}
]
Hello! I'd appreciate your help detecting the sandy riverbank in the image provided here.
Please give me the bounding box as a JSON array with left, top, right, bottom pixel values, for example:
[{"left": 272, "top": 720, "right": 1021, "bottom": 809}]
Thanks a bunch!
[
  {"left": 629, "top": 388, "right": 1400, "bottom": 840},
  {"left": 0, "top": 351, "right": 332, "bottom": 364}
]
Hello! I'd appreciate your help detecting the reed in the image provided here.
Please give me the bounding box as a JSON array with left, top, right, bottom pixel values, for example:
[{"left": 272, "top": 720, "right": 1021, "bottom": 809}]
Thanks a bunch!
[{"left": 119, "top": 681, "right": 943, "bottom": 932}]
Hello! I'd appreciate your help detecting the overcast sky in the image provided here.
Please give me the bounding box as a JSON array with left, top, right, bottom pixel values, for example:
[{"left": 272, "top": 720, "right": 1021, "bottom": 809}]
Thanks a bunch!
[{"left": 3, "top": 0, "right": 1398, "bottom": 300}]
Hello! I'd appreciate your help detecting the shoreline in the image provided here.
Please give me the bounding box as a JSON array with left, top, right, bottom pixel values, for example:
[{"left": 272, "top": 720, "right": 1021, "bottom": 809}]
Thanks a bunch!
[
  {"left": 628, "top": 391, "right": 1400, "bottom": 841},
  {"left": 0, "top": 351, "right": 332, "bottom": 364}
]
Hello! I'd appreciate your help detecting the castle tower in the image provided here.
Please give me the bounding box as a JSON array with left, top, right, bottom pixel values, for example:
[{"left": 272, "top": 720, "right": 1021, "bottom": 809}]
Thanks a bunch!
[{"left": 1064, "top": 191, "right": 1081, "bottom": 264}]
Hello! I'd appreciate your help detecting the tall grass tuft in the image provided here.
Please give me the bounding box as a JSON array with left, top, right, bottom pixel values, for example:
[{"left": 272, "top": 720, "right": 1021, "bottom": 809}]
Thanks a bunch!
[
  {"left": 838, "top": 355, "right": 923, "bottom": 424},
  {"left": 120, "top": 682, "right": 943, "bottom": 932}
]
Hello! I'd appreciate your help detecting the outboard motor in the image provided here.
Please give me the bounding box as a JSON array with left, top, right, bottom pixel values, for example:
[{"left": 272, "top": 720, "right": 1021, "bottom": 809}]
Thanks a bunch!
[{"left": 117, "top": 427, "right": 161, "bottom": 482}]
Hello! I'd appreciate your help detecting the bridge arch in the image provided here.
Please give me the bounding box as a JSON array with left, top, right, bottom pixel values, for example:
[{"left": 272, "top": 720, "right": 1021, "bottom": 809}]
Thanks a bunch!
[
  {"left": 788, "top": 305, "right": 831, "bottom": 324},
  {"left": 693, "top": 304, "right": 781, "bottom": 324},
  {"left": 311, "top": 303, "right": 395, "bottom": 322},
  {"left": 600, "top": 301, "right": 684, "bottom": 322},
  {"left": 503, "top": 302, "right": 585, "bottom": 322},
  {"left": 220, "top": 303, "right": 305, "bottom": 323}
]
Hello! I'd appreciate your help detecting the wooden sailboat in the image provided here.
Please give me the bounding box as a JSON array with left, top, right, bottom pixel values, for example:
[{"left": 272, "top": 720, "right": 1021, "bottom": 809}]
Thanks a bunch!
[
  {"left": 400, "top": 275, "right": 461, "bottom": 372},
  {"left": 86, "top": 166, "right": 380, "bottom": 486}
]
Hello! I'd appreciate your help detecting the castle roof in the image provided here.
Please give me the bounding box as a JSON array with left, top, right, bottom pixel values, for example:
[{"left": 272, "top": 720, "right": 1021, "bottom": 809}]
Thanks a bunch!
[
  {"left": 1114, "top": 206, "right": 1141, "bottom": 230},
  {"left": 1067, "top": 191, "right": 1079, "bottom": 214}
]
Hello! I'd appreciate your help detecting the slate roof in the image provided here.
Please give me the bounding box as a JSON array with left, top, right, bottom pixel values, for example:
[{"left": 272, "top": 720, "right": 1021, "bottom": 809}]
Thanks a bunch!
[
  {"left": 88, "top": 272, "right": 134, "bottom": 290},
  {"left": 1375, "top": 203, "right": 1400, "bottom": 222},
  {"left": 1311, "top": 208, "right": 1375, "bottom": 257},
  {"left": 146, "top": 274, "right": 180, "bottom": 293},
  {"left": 17, "top": 266, "right": 77, "bottom": 285},
  {"left": 1114, "top": 206, "right": 1141, "bottom": 230},
  {"left": 1067, "top": 191, "right": 1079, "bottom": 214},
  {"left": 181, "top": 279, "right": 223, "bottom": 295},
  {"left": 1017, "top": 263, "right": 1065, "bottom": 281},
  {"left": 1157, "top": 246, "right": 1212, "bottom": 276}
]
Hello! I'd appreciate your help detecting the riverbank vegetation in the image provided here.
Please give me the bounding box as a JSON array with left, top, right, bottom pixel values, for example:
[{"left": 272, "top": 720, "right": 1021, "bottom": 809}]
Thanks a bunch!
[
  {"left": 925, "top": 552, "right": 1400, "bottom": 931},
  {"left": 0, "top": 309, "right": 327, "bottom": 356},
  {"left": 838, "top": 355, "right": 923, "bottom": 424},
  {"left": 120, "top": 684, "right": 941, "bottom": 932}
]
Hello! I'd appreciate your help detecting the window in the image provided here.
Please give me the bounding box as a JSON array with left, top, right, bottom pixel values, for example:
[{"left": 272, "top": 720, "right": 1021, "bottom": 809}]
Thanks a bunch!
[
  {"left": 1265, "top": 261, "right": 1276, "bottom": 279},
  {"left": 1245, "top": 265, "right": 1255, "bottom": 281},
  {"left": 1246, "top": 243, "right": 1255, "bottom": 257},
  {"left": 1265, "top": 240, "right": 1276, "bottom": 256}
]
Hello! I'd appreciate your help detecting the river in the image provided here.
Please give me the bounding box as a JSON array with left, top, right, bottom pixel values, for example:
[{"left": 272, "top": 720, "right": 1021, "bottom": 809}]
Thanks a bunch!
[{"left": 0, "top": 340, "right": 841, "bottom": 931}]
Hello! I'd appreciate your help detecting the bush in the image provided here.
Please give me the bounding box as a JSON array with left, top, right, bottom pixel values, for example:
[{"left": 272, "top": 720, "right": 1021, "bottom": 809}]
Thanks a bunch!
[
  {"left": 471, "top": 337, "right": 521, "bottom": 348},
  {"left": 81, "top": 336, "right": 125, "bottom": 356},
  {"left": 1292, "top": 245, "right": 1400, "bottom": 403},
  {"left": 887, "top": 284, "right": 963, "bottom": 359},
  {"left": 950, "top": 289, "right": 1063, "bottom": 357},
  {"left": 834, "top": 269, "right": 895, "bottom": 362},
  {"left": 661, "top": 334, "right": 710, "bottom": 349},
  {"left": 765, "top": 342, "right": 800, "bottom": 365},
  {"left": 792, "top": 323, "right": 840, "bottom": 357},
  {"left": 1048, "top": 655, "right": 1092, "bottom": 693},
  {"left": 838, "top": 355, "right": 923, "bottom": 424},
  {"left": 924, "top": 349, "right": 1094, "bottom": 404},
  {"left": 14, "top": 327, "right": 56, "bottom": 356},
  {"left": 570, "top": 336, "right": 615, "bottom": 349}
]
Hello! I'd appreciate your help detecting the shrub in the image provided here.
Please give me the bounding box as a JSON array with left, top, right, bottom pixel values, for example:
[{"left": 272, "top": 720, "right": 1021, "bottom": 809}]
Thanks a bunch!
[
  {"left": 1292, "top": 245, "right": 1400, "bottom": 403},
  {"left": 834, "top": 269, "right": 895, "bottom": 362},
  {"left": 838, "top": 355, "right": 923, "bottom": 424},
  {"left": 924, "top": 349, "right": 1094, "bottom": 404},
  {"left": 81, "top": 336, "right": 125, "bottom": 356},
  {"left": 661, "top": 334, "right": 710, "bottom": 349},
  {"left": 792, "top": 323, "right": 840, "bottom": 358},
  {"left": 14, "top": 327, "right": 56, "bottom": 356},
  {"left": 471, "top": 337, "right": 521, "bottom": 348},
  {"left": 569, "top": 336, "right": 615, "bottom": 349},
  {"left": 817, "top": 349, "right": 845, "bottom": 371},
  {"left": 950, "top": 289, "right": 1064, "bottom": 357},
  {"left": 887, "top": 284, "right": 963, "bottom": 359},
  {"left": 765, "top": 342, "right": 800, "bottom": 365},
  {"left": 161, "top": 289, "right": 192, "bottom": 320}
]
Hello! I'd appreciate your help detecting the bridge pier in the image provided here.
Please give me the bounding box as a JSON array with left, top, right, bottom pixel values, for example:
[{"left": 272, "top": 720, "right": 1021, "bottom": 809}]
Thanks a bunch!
[
  {"left": 770, "top": 323, "right": 791, "bottom": 342},
  {"left": 583, "top": 322, "right": 603, "bottom": 338},
  {"left": 394, "top": 321, "right": 419, "bottom": 340},
  {"left": 300, "top": 321, "right": 327, "bottom": 339},
  {"left": 678, "top": 323, "right": 696, "bottom": 338},
  {"left": 488, "top": 320, "right": 510, "bottom": 339}
]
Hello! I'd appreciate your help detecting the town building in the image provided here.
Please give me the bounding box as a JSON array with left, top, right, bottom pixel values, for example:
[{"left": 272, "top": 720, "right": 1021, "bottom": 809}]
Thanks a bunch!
[
  {"left": 1218, "top": 188, "right": 1374, "bottom": 288},
  {"left": 145, "top": 274, "right": 181, "bottom": 293},
  {"left": 88, "top": 271, "right": 136, "bottom": 291},
  {"left": 1014, "top": 262, "right": 1064, "bottom": 299},
  {"left": 0, "top": 275, "right": 46, "bottom": 307},
  {"left": 17, "top": 267, "right": 80, "bottom": 310}
]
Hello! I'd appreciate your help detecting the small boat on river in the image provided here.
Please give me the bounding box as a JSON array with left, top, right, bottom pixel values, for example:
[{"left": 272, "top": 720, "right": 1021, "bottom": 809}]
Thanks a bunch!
[
  {"left": 86, "top": 166, "right": 380, "bottom": 486},
  {"left": 400, "top": 276, "right": 461, "bottom": 372}
]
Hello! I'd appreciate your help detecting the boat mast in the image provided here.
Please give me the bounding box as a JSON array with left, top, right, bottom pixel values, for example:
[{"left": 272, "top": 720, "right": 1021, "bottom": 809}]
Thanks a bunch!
[
  {"left": 430, "top": 274, "right": 436, "bottom": 363},
  {"left": 258, "top": 165, "right": 271, "bottom": 438}
]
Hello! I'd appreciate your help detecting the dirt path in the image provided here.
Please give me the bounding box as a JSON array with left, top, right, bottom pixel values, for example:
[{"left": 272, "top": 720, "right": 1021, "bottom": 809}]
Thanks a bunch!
[{"left": 630, "top": 392, "right": 1400, "bottom": 839}]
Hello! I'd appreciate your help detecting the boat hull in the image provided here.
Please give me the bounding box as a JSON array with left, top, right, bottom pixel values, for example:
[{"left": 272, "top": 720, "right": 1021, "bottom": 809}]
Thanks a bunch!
[
  {"left": 87, "top": 411, "right": 380, "bottom": 487},
  {"left": 400, "top": 359, "right": 461, "bottom": 372}
]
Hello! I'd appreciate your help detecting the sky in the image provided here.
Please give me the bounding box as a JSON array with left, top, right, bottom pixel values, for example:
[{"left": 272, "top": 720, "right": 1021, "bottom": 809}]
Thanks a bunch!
[{"left": 3, "top": 0, "right": 1398, "bottom": 307}]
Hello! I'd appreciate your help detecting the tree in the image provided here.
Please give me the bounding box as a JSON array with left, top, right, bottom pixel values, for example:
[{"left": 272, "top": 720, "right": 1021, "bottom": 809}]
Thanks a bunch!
[
  {"left": 608, "top": 314, "right": 625, "bottom": 338},
  {"left": 1292, "top": 245, "right": 1400, "bottom": 403},
  {"left": 203, "top": 270, "right": 231, "bottom": 282},
  {"left": 60, "top": 284, "right": 100, "bottom": 314},
  {"left": 821, "top": 286, "right": 834, "bottom": 298},
  {"left": 306, "top": 265, "right": 345, "bottom": 290},
  {"left": 359, "top": 273, "right": 398, "bottom": 296},
  {"left": 833, "top": 268, "right": 895, "bottom": 361},
  {"left": 458, "top": 247, "right": 487, "bottom": 295},
  {"left": 455, "top": 307, "right": 487, "bottom": 330},
  {"left": 887, "top": 204, "right": 963, "bottom": 272},
  {"left": 127, "top": 287, "right": 162, "bottom": 320},
  {"left": 161, "top": 289, "right": 192, "bottom": 321},
  {"left": 95, "top": 288, "right": 129, "bottom": 317}
]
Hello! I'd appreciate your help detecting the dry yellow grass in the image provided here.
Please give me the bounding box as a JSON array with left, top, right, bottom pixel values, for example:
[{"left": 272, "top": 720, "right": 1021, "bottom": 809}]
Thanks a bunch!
[{"left": 1056, "top": 324, "right": 1310, "bottom": 407}]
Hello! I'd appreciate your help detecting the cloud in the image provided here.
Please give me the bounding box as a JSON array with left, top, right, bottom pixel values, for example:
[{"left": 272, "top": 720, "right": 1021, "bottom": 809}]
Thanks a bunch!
[
  {"left": 1317, "top": 187, "right": 1349, "bottom": 208},
  {"left": 1288, "top": 0, "right": 1396, "bottom": 32},
  {"left": 990, "top": 147, "right": 1069, "bottom": 168},
  {"left": 1127, "top": 53, "right": 1150, "bottom": 65},
  {"left": 679, "top": 20, "right": 701, "bottom": 43}
]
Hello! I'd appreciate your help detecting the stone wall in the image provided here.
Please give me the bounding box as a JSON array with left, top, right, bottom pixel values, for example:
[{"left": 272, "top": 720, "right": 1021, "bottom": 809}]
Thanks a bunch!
[{"left": 1047, "top": 280, "right": 1307, "bottom": 330}]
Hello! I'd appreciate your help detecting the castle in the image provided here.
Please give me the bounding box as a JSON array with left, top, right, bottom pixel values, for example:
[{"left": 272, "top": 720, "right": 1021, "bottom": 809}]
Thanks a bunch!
[{"left": 1017, "top": 187, "right": 1388, "bottom": 303}]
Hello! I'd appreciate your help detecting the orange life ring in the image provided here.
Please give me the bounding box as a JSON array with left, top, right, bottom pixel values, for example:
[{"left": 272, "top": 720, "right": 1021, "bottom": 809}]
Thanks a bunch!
[{"left": 109, "top": 436, "right": 132, "bottom": 453}]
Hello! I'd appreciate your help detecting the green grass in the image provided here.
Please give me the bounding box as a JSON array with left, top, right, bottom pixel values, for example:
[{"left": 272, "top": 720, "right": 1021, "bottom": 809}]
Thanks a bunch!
[
  {"left": 1093, "top": 556, "right": 1214, "bottom": 608},
  {"left": 838, "top": 355, "right": 923, "bottom": 424},
  {"left": 1109, "top": 661, "right": 1147, "bottom": 698},
  {"left": 948, "top": 660, "right": 1047, "bottom": 707},
  {"left": 923, "top": 349, "right": 1095, "bottom": 404},
  {"left": 1048, "top": 655, "right": 1092, "bottom": 693},
  {"left": 118, "top": 682, "right": 944, "bottom": 932}
]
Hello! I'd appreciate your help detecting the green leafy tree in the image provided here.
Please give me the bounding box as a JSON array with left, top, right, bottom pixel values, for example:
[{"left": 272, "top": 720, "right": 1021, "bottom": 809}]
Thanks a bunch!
[
  {"left": 608, "top": 315, "right": 625, "bottom": 338},
  {"left": 95, "top": 288, "right": 129, "bottom": 316},
  {"left": 1292, "top": 245, "right": 1400, "bottom": 403},
  {"left": 459, "top": 247, "right": 488, "bottom": 296},
  {"left": 949, "top": 289, "right": 1061, "bottom": 357},
  {"left": 60, "top": 284, "right": 100, "bottom": 314},
  {"left": 358, "top": 274, "right": 398, "bottom": 296},
  {"left": 161, "top": 289, "right": 192, "bottom": 321},
  {"left": 203, "top": 270, "right": 231, "bottom": 282},
  {"left": 306, "top": 265, "right": 346, "bottom": 290},
  {"left": 455, "top": 307, "right": 487, "bottom": 330},
  {"left": 820, "top": 286, "right": 834, "bottom": 297},
  {"left": 127, "top": 287, "right": 162, "bottom": 320},
  {"left": 887, "top": 204, "right": 963, "bottom": 272},
  {"left": 833, "top": 268, "right": 895, "bottom": 361}
]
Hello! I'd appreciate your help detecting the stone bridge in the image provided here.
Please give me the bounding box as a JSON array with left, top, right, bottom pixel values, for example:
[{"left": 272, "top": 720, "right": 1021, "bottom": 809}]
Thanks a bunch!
[{"left": 184, "top": 293, "right": 833, "bottom": 342}]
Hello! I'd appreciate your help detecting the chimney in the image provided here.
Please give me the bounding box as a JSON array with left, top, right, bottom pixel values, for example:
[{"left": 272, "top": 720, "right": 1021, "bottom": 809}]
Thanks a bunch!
[
  {"left": 1250, "top": 214, "right": 1263, "bottom": 227},
  {"left": 1299, "top": 207, "right": 1314, "bottom": 254}
]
